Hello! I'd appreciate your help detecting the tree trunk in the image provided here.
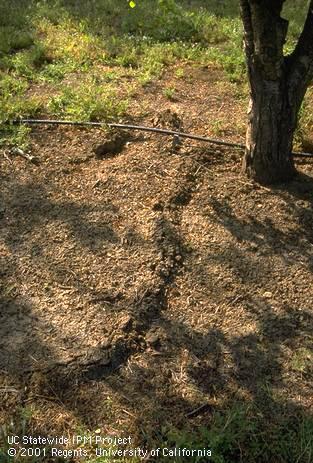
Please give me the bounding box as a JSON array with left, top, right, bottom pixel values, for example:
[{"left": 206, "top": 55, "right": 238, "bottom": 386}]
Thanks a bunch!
[
  {"left": 243, "top": 80, "right": 297, "bottom": 185},
  {"left": 240, "top": 0, "right": 313, "bottom": 185}
]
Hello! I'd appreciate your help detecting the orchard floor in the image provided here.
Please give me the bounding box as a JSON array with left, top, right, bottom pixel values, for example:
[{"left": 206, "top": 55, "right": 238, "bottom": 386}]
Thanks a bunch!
[{"left": 1, "top": 65, "right": 313, "bottom": 462}]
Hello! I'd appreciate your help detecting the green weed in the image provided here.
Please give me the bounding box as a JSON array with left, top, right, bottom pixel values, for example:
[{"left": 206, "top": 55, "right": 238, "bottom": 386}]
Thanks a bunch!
[
  {"left": 0, "top": 0, "right": 311, "bottom": 145},
  {"left": 0, "top": 407, "right": 36, "bottom": 463},
  {"left": 162, "top": 402, "right": 313, "bottom": 463},
  {"left": 175, "top": 67, "right": 185, "bottom": 78},
  {"left": 290, "top": 347, "right": 313, "bottom": 373},
  {"left": 163, "top": 86, "right": 177, "bottom": 100},
  {"left": 47, "top": 80, "right": 128, "bottom": 122}
]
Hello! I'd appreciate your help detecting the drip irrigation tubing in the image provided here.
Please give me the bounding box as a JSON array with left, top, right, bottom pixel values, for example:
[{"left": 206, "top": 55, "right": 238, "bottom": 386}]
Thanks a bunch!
[{"left": 7, "top": 118, "right": 313, "bottom": 158}]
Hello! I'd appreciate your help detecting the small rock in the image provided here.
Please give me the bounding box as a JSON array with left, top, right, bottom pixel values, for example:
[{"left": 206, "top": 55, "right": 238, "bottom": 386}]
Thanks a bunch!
[
  {"left": 250, "top": 242, "right": 258, "bottom": 251},
  {"left": 263, "top": 291, "right": 273, "bottom": 298}
]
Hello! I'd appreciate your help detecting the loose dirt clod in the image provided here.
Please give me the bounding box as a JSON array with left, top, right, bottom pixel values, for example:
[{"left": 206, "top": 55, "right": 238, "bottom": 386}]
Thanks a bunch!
[
  {"left": 152, "top": 109, "right": 183, "bottom": 131},
  {"left": 93, "top": 130, "right": 130, "bottom": 158}
]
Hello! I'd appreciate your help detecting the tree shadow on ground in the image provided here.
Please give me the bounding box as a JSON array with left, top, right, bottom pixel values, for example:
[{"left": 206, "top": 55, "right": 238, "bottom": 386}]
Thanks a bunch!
[
  {"left": 1, "top": 164, "right": 313, "bottom": 462},
  {"left": 1, "top": 181, "right": 119, "bottom": 253},
  {"left": 274, "top": 172, "right": 313, "bottom": 238}
]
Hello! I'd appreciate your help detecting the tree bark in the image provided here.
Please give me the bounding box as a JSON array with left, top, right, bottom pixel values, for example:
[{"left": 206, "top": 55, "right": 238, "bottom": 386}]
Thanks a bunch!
[
  {"left": 243, "top": 80, "right": 297, "bottom": 184},
  {"left": 240, "top": 0, "right": 313, "bottom": 185}
]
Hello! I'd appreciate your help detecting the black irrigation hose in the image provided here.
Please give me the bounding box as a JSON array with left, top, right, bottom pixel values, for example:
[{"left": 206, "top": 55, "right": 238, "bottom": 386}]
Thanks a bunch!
[
  {"left": 10, "top": 118, "right": 245, "bottom": 149},
  {"left": 8, "top": 118, "right": 313, "bottom": 158}
]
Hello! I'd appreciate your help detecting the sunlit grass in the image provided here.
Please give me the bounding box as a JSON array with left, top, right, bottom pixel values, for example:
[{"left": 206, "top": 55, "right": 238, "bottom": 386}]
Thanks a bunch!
[{"left": 0, "top": 0, "right": 311, "bottom": 146}]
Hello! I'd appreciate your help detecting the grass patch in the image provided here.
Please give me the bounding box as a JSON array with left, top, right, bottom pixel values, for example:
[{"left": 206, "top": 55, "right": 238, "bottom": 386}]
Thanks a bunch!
[
  {"left": 0, "top": 0, "right": 311, "bottom": 153},
  {"left": 0, "top": 73, "right": 42, "bottom": 148},
  {"left": 290, "top": 347, "right": 313, "bottom": 373},
  {"left": 294, "top": 86, "right": 313, "bottom": 149},
  {"left": 162, "top": 402, "right": 313, "bottom": 463},
  {"left": 0, "top": 0, "right": 310, "bottom": 124},
  {"left": 1, "top": 401, "right": 312, "bottom": 463},
  {"left": 47, "top": 79, "right": 129, "bottom": 122},
  {"left": 0, "top": 407, "right": 34, "bottom": 463}
]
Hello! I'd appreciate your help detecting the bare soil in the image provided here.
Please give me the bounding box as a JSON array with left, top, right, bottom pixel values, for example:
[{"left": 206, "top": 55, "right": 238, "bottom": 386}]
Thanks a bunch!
[{"left": 1, "top": 64, "right": 313, "bottom": 452}]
